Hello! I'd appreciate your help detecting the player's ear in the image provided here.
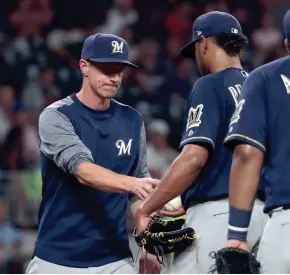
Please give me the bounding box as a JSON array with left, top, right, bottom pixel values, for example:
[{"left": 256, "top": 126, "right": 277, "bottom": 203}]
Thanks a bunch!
[
  {"left": 284, "top": 39, "right": 290, "bottom": 53},
  {"left": 200, "top": 36, "right": 208, "bottom": 55},
  {"left": 79, "top": 59, "right": 89, "bottom": 76}
]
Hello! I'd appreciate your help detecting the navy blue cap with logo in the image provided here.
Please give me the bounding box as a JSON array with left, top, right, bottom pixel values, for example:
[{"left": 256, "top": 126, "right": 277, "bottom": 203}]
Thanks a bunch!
[
  {"left": 180, "top": 11, "right": 243, "bottom": 58},
  {"left": 81, "top": 33, "right": 138, "bottom": 68},
  {"left": 283, "top": 9, "right": 290, "bottom": 41}
]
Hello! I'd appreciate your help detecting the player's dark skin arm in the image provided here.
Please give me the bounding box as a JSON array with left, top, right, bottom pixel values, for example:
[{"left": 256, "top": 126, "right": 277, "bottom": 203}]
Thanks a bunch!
[
  {"left": 136, "top": 144, "right": 208, "bottom": 233},
  {"left": 224, "top": 143, "right": 264, "bottom": 250},
  {"left": 229, "top": 144, "right": 264, "bottom": 211}
]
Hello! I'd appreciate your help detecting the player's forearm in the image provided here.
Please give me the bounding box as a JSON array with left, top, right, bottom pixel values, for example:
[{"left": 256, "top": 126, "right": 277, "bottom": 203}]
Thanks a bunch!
[
  {"left": 228, "top": 144, "right": 264, "bottom": 241},
  {"left": 139, "top": 145, "right": 208, "bottom": 215},
  {"left": 229, "top": 145, "right": 264, "bottom": 210},
  {"left": 131, "top": 199, "right": 157, "bottom": 224},
  {"left": 131, "top": 199, "right": 157, "bottom": 220},
  {"left": 77, "top": 162, "right": 134, "bottom": 193}
]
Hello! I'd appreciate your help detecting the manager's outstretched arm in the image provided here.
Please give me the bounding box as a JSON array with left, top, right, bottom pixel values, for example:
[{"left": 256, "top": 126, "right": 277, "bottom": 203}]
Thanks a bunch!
[{"left": 39, "top": 108, "right": 158, "bottom": 199}]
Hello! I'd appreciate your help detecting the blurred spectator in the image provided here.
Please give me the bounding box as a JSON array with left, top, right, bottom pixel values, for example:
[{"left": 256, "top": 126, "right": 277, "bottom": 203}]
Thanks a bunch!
[
  {"left": 252, "top": 12, "right": 283, "bottom": 66},
  {"left": 14, "top": 104, "right": 39, "bottom": 166},
  {"left": 0, "top": 126, "right": 27, "bottom": 227},
  {"left": 0, "top": 123, "right": 39, "bottom": 228},
  {"left": 163, "top": 37, "right": 183, "bottom": 75},
  {"left": 22, "top": 67, "right": 61, "bottom": 110},
  {"left": 99, "top": 0, "right": 139, "bottom": 35},
  {"left": 204, "top": 0, "right": 229, "bottom": 13},
  {"left": 37, "top": 0, "right": 54, "bottom": 29},
  {"left": 155, "top": 59, "right": 195, "bottom": 148},
  {"left": 0, "top": 86, "right": 15, "bottom": 145},
  {"left": 147, "top": 119, "right": 179, "bottom": 178},
  {"left": 0, "top": 199, "right": 23, "bottom": 273},
  {"left": 9, "top": 0, "right": 53, "bottom": 37},
  {"left": 136, "top": 39, "right": 165, "bottom": 92},
  {"left": 119, "top": 26, "right": 139, "bottom": 63},
  {"left": 231, "top": 8, "right": 251, "bottom": 37},
  {"left": 252, "top": 12, "right": 282, "bottom": 52},
  {"left": 165, "top": 1, "right": 194, "bottom": 45}
]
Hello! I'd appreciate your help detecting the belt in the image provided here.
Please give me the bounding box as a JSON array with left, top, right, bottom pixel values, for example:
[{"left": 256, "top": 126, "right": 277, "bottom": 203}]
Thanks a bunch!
[
  {"left": 188, "top": 194, "right": 228, "bottom": 207},
  {"left": 268, "top": 204, "right": 290, "bottom": 217}
]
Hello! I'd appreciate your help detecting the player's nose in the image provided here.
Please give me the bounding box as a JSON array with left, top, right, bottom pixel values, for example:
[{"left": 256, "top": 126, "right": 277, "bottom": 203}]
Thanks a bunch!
[{"left": 109, "top": 73, "right": 121, "bottom": 84}]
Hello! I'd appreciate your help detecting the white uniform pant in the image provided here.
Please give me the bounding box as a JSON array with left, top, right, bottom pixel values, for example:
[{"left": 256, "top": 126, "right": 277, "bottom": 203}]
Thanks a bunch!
[
  {"left": 168, "top": 198, "right": 268, "bottom": 274},
  {"left": 257, "top": 207, "right": 290, "bottom": 273},
  {"left": 26, "top": 256, "right": 136, "bottom": 274}
]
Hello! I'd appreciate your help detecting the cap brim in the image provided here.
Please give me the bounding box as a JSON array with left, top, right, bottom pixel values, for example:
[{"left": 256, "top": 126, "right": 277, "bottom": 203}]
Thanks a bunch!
[
  {"left": 87, "top": 58, "right": 138, "bottom": 68},
  {"left": 179, "top": 40, "right": 197, "bottom": 58}
]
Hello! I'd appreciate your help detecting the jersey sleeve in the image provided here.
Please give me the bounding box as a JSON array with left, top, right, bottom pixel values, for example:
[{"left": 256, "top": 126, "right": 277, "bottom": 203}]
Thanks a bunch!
[
  {"left": 180, "top": 78, "right": 221, "bottom": 152},
  {"left": 224, "top": 70, "right": 267, "bottom": 152},
  {"left": 132, "top": 122, "right": 150, "bottom": 178},
  {"left": 129, "top": 121, "right": 150, "bottom": 203},
  {"left": 39, "top": 108, "right": 94, "bottom": 176}
]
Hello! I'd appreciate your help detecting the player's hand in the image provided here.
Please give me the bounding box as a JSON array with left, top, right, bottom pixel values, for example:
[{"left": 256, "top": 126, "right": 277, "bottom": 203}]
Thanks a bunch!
[
  {"left": 132, "top": 177, "right": 159, "bottom": 200},
  {"left": 224, "top": 239, "right": 250, "bottom": 252},
  {"left": 135, "top": 208, "right": 152, "bottom": 234},
  {"left": 160, "top": 207, "right": 186, "bottom": 217},
  {"left": 139, "top": 249, "right": 162, "bottom": 274}
]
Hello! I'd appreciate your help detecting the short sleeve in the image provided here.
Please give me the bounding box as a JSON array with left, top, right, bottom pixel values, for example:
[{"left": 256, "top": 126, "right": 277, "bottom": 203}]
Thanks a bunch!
[
  {"left": 224, "top": 70, "right": 267, "bottom": 152},
  {"left": 180, "top": 78, "right": 221, "bottom": 152},
  {"left": 131, "top": 122, "right": 150, "bottom": 178}
]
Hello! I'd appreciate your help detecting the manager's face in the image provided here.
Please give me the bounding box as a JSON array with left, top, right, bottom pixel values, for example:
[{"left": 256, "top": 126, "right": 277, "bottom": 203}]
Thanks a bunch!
[{"left": 82, "top": 60, "right": 125, "bottom": 99}]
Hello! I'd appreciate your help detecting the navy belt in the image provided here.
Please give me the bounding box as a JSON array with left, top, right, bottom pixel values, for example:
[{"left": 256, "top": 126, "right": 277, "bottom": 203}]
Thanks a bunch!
[
  {"left": 268, "top": 204, "right": 290, "bottom": 217},
  {"left": 188, "top": 194, "right": 228, "bottom": 207}
]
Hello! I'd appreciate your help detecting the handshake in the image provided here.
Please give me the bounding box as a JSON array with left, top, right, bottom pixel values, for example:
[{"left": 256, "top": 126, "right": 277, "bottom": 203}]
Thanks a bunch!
[{"left": 130, "top": 177, "right": 185, "bottom": 216}]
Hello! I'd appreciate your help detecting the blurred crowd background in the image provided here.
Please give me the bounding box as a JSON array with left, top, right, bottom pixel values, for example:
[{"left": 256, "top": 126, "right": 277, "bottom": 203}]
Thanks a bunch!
[{"left": 0, "top": 0, "right": 289, "bottom": 273}]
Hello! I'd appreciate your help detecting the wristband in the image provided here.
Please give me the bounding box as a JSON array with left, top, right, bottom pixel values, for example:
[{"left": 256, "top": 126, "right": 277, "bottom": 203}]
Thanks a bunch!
[{"left": 227, "top": 206, "right": 252, "bottom": 242}]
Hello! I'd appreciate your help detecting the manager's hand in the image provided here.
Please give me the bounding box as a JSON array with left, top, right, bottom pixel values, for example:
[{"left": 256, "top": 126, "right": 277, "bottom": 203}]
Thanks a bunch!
[
  {"left": 139, "top": 249, "right": 161, "bottom": 274},
  {"left": 131, "top": 178, "right": 159, "bottom": 200}
]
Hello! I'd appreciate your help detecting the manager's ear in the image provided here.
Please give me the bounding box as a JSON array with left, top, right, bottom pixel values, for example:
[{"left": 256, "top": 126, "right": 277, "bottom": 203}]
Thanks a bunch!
[
  {"left": 284, "top": 39, "right": 290, "bottom": 54},
  {"left": 79, "top": 59, "right": 89, "bottom": 76}
]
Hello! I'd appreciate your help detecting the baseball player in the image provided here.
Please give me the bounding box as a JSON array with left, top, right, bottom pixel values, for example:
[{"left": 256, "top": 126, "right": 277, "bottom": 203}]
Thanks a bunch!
[
  {"left": 224, "top": 9, "right": 290, "bottom": 274},
  {"left": 135, "top": 12, "right": 267, "bottom": 273},
  {"left": 26, "top": 33, "right": 161, "bottom": 274}
]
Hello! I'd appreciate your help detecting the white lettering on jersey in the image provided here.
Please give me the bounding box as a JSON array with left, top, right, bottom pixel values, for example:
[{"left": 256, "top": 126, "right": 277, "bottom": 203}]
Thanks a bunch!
[
  {"left": 230, "top": 99, "right": 245, "bottom": 125},
  {"left": 228, "top": 84, "right": 242, "bottom": 106},
  {"left": 116, "top": 139, "right": 132, "bottom": 155},
  {"left": 241, "top": 71, "right": 248, "bottom": 77},
  {"left": 281, "top": 74, "right": 290, "bottom": 94}
]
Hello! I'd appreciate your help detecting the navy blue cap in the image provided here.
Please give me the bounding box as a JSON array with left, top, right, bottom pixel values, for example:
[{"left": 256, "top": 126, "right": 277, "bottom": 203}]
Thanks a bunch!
[
  {"left": 283, "top": 9, "right": 290, "bottom": 41},
  {"left": 81, "top": 33, "right": 138, "bottom": 68},
  {"left": 180, "top": 11, "right": 243, "bottom": 58}
]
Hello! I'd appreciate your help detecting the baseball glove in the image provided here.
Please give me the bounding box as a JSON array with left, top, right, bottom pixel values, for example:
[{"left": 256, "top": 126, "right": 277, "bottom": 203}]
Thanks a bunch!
[
  {"left": 208, "top": 247, "right": 261, "bottom": 274},
  {"left": 134, "top": 215, "right": 196, "bottom": 265}
]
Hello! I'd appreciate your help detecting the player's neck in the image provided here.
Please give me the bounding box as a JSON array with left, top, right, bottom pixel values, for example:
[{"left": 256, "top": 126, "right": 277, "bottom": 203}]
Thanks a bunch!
[
  {"left": 77, "top": 88, "right": 110, "bottom": 111},
  {"left": 210, "top": 55, "right": 242, "bottom": 74}
]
